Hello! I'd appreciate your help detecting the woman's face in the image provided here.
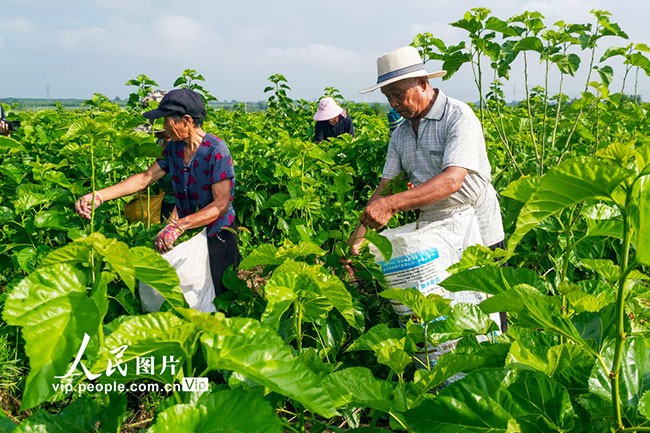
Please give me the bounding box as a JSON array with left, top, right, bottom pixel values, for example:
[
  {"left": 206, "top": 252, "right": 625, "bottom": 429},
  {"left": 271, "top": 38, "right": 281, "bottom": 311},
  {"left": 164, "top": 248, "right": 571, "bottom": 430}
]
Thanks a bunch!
[
  {"left": 164, "top": 115, "right": 190, "bottom": 140},
  {"left": 328, "top": 115, "right": 340, "bottom": 126}
]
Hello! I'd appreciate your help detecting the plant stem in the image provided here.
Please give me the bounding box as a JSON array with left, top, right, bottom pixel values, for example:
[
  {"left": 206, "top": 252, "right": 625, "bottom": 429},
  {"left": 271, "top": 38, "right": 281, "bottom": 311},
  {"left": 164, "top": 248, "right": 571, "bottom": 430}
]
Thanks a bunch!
[{"left": 611, "top": 188, "right": 633, "bottom": 429}]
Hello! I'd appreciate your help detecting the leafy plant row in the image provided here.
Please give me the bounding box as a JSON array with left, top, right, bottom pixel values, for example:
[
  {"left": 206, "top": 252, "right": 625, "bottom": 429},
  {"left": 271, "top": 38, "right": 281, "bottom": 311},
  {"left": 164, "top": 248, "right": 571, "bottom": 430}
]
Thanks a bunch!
[{"left": 0, "top": 7, "right": 649, "bottom": 433}]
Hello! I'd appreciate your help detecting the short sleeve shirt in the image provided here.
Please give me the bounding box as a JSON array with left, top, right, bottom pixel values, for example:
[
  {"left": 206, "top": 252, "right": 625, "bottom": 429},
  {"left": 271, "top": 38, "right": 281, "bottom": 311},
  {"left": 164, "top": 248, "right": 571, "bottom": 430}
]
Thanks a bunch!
[
  {"left": 156, "top": 133, "right": 236, "bottom": 237},
  {"left": 382, "top": 90, "right": 504, "bottom": 246}
]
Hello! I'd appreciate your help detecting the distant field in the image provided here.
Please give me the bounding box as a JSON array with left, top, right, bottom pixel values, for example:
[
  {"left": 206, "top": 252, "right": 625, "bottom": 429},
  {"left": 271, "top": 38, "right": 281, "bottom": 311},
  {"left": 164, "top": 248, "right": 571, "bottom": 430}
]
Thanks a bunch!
[{"left": 0, "top": 98, "right": 272, "bottom": 112}]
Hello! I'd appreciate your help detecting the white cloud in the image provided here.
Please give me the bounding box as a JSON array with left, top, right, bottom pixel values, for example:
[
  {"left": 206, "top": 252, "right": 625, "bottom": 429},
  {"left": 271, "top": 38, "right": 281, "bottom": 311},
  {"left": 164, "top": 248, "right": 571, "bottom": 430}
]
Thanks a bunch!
[
  {"left": 0, "top": 17, "right": 37, "bottom": 33},
  {"left": 57, "top": 26, "right": 108, "bottom": 51}
]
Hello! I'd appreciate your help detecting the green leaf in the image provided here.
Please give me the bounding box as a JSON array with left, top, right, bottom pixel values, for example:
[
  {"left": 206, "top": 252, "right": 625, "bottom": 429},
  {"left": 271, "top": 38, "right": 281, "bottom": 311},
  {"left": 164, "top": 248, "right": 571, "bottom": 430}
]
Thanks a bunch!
[
  {"left": 481, "top": 286, "right": 592, "bottom": 350},
  {"left": 579, "top": 259, "right": 620, "bottom": 283},
  {"left": 639, "top": 390, "right": 650, "bottom": 419},
  {"left": 41, "top": 233, "right": 136, "bottom": 290},
  {"left": 132, "top": 246, "right": 186, "bottom": 310},
  {"left": 403, "top": 369, "right": 575, "bottom": 432},
  {"left": 589, "top": 336, "right": 650, "bottom": 425},
  {"left": 148, "top": 388, "right": 283, "bottom": 433},
  {"left": 441, "top": 266, "right": 549, "bottom": 295},
  {"left": 512, "top": 36, "right": 544, "bottom": 53},
  {"left": 347, "top": 324, "right": 407, "bottom": 352},
  {"left": 508, "top": 157, "right": 631, "bottom": 250},
  {"left": 34, "top": 210, "right": 74, "bottom": 231},
  {"left": 17, "top": 394, "right": 126, "bottom": 433},
  {"left": 0, "top": 135, "right": 27, "bottom": 153},
  {"left": 2, "top": 264, "right": 103, "bottom": 409},
  {"left": 635, "top": 173, "right": 650, "bottom": 267},
  {"left": 422, "top": 303, "right": 499, "bottom": 345},
  {"left": 262, "top": 260, "right": 363, "bottom": 331},
  {"left": 91, "top": 312, "right": 197, "bottom": 384},
  {"left": 198, "top": 314, "right": 341, "bottom": 418},
  {"left": 380, "top": 288, "right": 452, "bottom": 324},
  {"left": 147, "top": 404, "right": 200, "bottom": 432},
  {"left": 414, "top": 343, "right": 510, "bottom": 393},
  {"left": 365, "top": 229, "right": 392, "bottom": 262},
  {"left": 325, "top": 367, "right": 396, "bottom": 412},
  {"left": 551, "top": 53, "right": 581, "bottom": 76}
]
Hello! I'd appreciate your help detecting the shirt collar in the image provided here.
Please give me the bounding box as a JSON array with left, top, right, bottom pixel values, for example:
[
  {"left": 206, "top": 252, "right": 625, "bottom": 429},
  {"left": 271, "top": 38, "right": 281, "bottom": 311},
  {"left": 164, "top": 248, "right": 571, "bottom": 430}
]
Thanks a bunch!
[{"left": 423, "top": 88, "right": 447, "bottom": 121}]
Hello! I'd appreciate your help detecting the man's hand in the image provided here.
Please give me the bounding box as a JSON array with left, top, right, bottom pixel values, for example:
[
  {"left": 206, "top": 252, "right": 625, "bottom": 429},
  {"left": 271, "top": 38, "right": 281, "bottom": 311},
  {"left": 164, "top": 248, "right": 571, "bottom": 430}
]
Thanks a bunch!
[
  {"left": 359, "top": 197, "right": 395, "bottom": 230},
  {"left": 75, "top": 192, "right": 103, "bottom": 219},
  {"left": 0, "top": 120, "right": 9, "bottom": 136},
  {"left": 154, "top": 220, "right": 184, "bottom": 253}
]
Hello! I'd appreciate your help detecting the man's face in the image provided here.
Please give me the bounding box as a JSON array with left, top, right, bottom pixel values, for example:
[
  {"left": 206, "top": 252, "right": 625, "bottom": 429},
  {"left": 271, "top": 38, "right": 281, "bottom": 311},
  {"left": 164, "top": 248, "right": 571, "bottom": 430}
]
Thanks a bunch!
[{"left": 380, "top": 78, "right": 427, "bottom": 119}]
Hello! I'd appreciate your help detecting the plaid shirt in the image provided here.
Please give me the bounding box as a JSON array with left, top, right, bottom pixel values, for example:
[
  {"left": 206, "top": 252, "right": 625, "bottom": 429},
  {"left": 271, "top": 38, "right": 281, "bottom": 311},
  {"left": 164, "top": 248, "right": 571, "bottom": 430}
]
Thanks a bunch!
[{"left": 382, "top": 90, "right": 504, "bottom": 246}]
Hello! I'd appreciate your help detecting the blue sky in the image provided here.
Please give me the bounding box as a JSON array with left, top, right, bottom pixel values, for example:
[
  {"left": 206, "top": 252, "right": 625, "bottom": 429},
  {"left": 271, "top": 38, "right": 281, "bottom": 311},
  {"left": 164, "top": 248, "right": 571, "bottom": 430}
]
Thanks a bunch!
[{"left": 1, "top": 0, "right": 648, "bottom": 103}]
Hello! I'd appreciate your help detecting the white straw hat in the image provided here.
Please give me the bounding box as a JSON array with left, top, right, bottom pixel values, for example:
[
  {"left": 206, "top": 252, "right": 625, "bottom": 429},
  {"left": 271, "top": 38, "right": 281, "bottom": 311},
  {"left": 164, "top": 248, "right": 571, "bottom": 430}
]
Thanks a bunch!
[
  {"left": 313, "top": 97, "right": 344, "bottom": 121},
  {"left": 360, "top": 46, "right": 446, "bottom": 94}
]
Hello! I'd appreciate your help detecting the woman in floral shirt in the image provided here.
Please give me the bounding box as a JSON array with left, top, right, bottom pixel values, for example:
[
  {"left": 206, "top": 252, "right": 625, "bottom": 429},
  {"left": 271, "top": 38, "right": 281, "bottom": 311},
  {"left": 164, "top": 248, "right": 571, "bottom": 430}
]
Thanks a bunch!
[{"left": 75, "top": 88, "right": 240, "bottom": 299}]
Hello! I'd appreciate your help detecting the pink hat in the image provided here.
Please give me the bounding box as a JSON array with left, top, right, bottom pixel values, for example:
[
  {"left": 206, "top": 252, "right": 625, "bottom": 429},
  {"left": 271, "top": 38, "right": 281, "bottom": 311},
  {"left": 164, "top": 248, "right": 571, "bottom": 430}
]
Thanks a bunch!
[{"left": 313, "top": 97, "right": 343, "bottom": 121}]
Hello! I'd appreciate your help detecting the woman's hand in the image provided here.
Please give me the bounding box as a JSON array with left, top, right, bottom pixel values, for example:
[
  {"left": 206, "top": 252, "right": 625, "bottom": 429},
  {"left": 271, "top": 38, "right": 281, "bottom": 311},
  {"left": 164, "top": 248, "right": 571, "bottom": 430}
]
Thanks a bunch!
[
  {"left": 75, "top": 192, "right": 103, "bottom": 219},
  {"left": 154, "top": 220, "right": 184, "bottom": 253}
]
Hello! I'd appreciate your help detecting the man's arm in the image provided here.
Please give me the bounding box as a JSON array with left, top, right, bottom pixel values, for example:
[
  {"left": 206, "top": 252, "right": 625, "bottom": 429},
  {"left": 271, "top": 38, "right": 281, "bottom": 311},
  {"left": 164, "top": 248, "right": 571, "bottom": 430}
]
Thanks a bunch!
[
  {"left": 360, "top": 166, "right": 467, "bottom": 230},
  {"left": 348, "top": 178, "right": 391, "bottom": 255}
]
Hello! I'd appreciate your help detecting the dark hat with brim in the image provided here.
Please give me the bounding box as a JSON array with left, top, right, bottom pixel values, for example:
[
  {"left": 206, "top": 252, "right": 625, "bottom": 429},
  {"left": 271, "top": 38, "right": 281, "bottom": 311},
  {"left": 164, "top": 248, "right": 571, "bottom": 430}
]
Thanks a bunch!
[{"left": 143, "top": 88, "right": 206, "bottom": 119}]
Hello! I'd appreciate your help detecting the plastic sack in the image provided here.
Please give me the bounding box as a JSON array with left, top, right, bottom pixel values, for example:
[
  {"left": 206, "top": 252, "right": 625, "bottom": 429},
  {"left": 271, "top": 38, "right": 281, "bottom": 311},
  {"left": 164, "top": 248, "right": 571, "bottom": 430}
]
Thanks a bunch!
[
  {"left": 139, "top": 228, "right": 216, "bottom": 313},
  {"left": 125, "top": 190, "right": 165, "bottom": 226},
  {"left": 369, "top": 208, "right": 501, "bottom": 368}
]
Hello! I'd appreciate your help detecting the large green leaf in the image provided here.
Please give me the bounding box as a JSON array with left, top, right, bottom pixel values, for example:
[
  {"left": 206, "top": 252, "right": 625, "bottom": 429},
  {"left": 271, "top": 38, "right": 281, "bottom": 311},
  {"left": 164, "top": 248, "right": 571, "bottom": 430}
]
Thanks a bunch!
[
  {"left": 239, "top": 241, "right": 325, "bottom": 270},
  {"left": 91, "top": 312, "right": 197, "bottom": 384},
  {"left": 589, "top": 336, "right": 650, "bottom": 425},
  {"left": 262, "top": 259, "right": 363, "bottom": 331},
  {"left": 347, "top": 324, "right": 407, "bottom": 352},
  {"left": 403, "top": 369, "right": 575, "bottom": 433},
  {"left": 198, "top": 314, "right": 341, "bottom": 418},
  {"left": 325, "top": 367, "right": 396, "bottom": 413},
  {"left": 15, "top": 394, "right": 126, "bottom": 433},
  {"left": 441, "top": 266, "right": 548, "bottom": 295},
  {"left": 635, "top": 173, "right": 650, "bottom": 267},
  {"left": 0, "top": 135, "right": 27, "bottom": 153},
  {"left": 33, "top": 210, "right": 75, "bottom": 231},
  {"left": 481, "top": 286, "right": 592, "bottom": 350},
  {"left": 41, "top": 233, "right": 135, "bottom": 291},
  {"left": 507, "top": 158, "right": 631, "bottom": 250},
  {"left": 2, "top": 263, "right": 103, "bottom": 409},
  {"left": 147, "top": 388, "right": 283, "bottom": 433},
  {"left": 380, "top": 288, "right": 452, "bottom": 323},
  {"left": 132, "top": 246, "right": 186, "bottom": 310},
  {"left": 419, "top": 303, "right": 500, "bottom": 345},
  {"left": 414, "top": 343, "right": 510, "bottom": 395}
]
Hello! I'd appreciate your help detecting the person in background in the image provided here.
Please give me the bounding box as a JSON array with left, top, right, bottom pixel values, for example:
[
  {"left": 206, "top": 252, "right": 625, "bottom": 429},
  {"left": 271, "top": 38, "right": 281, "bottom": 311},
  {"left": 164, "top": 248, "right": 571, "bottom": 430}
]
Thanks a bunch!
[
  {"left": 387, "top": 107, "right": 405, "bottom": 136},
  {"left": 313, "top": 97, "right": 354, "bottom": 143},
  {"left": 349, "top": 45, "right": 504, "bottom": 253},
  {"left": 1, "top": 105, "right": 14, "bottom": 136},
  {"left": 75, "top": 88, "right": 241, "bottom": 297}
]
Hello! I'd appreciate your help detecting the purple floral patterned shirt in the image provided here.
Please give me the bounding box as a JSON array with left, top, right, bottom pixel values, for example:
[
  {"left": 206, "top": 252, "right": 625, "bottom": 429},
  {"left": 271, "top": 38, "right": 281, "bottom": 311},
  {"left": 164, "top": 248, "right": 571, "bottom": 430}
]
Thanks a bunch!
[{"left": 156, "top": 133, "right": 236, "bottom": 237}]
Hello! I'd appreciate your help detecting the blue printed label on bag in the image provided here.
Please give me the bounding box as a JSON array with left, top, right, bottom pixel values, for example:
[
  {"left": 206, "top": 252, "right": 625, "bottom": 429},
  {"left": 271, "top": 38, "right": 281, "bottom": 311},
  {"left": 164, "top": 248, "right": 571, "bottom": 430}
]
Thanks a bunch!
[{"left": 378, "top": 247, "right": 440, "bottom": 274}]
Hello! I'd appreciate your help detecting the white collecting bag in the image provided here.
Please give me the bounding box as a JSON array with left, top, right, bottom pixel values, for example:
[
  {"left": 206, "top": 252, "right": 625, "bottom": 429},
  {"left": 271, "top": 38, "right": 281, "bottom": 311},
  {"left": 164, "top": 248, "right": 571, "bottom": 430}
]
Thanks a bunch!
[
  {"left": 369, "top": 208, "right": 501, "bottom": 368},
  {"left": 139, "top": 228, "right": 216, "bottom": 313}
]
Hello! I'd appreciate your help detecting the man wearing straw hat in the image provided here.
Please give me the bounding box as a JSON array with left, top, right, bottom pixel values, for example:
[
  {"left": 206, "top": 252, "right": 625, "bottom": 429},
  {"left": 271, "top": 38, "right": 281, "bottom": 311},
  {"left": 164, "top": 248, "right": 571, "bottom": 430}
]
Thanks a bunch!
[{"left": 349, "top": 45, "right": 504, "bottom": 253}]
